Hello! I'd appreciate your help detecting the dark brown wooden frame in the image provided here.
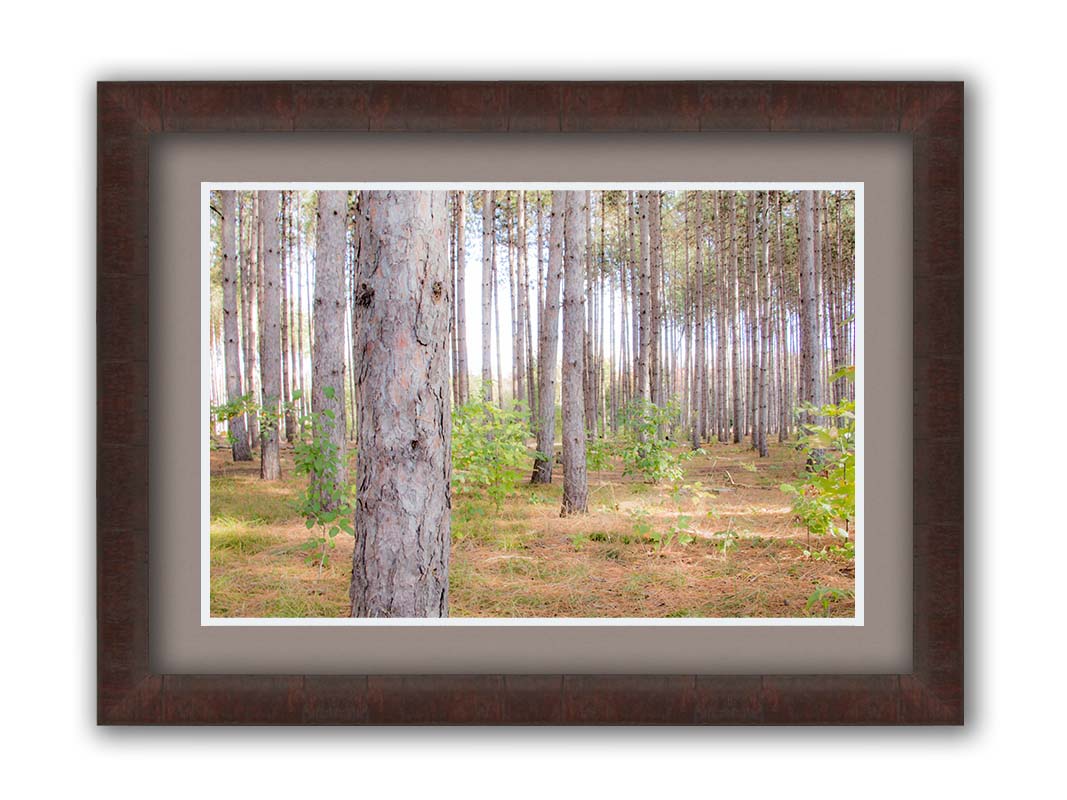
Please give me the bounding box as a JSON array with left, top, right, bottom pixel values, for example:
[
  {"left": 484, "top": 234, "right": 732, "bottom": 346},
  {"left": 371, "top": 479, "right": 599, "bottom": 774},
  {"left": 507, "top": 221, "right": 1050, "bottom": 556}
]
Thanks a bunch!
[{"left": 98, "top": 81, "right": 963, "bottom": 725}]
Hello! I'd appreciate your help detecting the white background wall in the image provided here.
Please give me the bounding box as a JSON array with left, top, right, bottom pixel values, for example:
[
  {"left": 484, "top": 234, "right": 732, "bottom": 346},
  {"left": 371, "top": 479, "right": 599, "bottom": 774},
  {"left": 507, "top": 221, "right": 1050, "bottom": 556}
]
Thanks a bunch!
[{"left": 3, "top": 1, "right": 1061, "bottom": 796}]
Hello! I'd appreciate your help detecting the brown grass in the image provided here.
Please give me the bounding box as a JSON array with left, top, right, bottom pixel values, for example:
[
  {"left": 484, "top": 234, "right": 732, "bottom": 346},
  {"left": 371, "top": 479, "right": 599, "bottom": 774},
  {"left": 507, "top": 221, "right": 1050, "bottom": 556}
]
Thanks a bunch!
[{"left": 209, "top": 438, "right": 855, "bottom": 619}]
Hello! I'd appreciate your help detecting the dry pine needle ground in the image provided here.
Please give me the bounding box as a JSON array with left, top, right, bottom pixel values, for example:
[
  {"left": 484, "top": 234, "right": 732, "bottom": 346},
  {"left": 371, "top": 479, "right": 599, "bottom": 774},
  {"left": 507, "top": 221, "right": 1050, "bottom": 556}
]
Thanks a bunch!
[{"left": 209, "top": 440, "right": 854, "bottom": 619}]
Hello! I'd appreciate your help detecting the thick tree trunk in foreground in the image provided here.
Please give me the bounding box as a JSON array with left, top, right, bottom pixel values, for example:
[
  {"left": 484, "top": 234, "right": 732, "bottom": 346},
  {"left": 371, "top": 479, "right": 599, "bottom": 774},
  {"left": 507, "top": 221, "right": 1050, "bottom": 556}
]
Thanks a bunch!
[
  {"left": 220, "top": 191, "right": 251, "bottom": 461},
  {"left": 313, "top": 191, "right": 349, "bottom": 492},
  {"left": 560, "top": 191, "right": 589, "bottom": 516},
  {"left": 480, "top": 191, "right": 494, "bottom": 402},
  {"left": 532, "top": 191, "right": 565, "bottom": 484},
  {"left": 258, "top": 190, "right": 282, "bottom": 480},
  {"left": 350, "top": 191, "right": 451, "bottom": 618}
]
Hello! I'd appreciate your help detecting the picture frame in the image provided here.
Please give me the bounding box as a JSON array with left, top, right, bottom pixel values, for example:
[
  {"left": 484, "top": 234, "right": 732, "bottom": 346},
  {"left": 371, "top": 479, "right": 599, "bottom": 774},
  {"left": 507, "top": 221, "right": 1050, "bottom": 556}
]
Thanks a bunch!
[{"left": 98, "top": 80, "right": 963, "bottom": 724}]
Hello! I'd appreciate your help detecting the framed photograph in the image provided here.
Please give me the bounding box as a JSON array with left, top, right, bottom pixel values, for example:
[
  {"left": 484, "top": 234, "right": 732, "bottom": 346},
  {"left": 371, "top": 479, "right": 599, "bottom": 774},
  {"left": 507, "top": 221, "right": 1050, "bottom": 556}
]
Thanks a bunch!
[{"left": 98, "top": 81, "right": 963, "bottom": 724}]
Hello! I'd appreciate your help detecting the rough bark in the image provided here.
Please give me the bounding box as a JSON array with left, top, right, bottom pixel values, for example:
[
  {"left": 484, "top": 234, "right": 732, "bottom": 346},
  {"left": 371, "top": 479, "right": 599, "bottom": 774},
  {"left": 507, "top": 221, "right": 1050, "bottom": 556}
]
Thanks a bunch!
[
  {"left": 258, "top": 190, "right": 282, "bottom": 480},
  {"left": 532, "top": 192, "right": 565, "bottom": 484},
  {"left": 560, "top": 191, "right": 589, "bottom": 516},
  {"left": 350, "top": 191, "right": 451, "bottom": 618},
  {"left": 220, "top": 191, "right": 251, "bottom": 461},
  {"left": 313, "top": 191, "right": 349, "bottom": 493}
]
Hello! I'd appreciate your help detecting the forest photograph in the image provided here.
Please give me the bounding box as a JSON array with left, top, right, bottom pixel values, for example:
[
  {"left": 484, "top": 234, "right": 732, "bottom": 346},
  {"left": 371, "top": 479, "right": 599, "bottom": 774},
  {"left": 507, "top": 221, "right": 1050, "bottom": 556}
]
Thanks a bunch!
[{"left": 206, "top": 185, "right": 858, "bottom": 620}]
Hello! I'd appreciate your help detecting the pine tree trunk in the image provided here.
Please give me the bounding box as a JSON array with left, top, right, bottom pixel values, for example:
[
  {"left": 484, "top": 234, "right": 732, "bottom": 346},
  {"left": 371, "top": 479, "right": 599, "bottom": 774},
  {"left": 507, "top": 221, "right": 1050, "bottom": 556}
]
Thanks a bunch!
[
  {"left": 242, "top": 193, "right": 261, "bottom": 450},
  {"left": 636, "top": 192, "right": 652, "bottom": 403},
  {"left": 729, "top": 192, "right": 742, "bottom": 443},
  {"left": 560, "top": 191, "right": 589, "bottom": 515},
  {"left": 609, "top": 217, "right": 618, "bottom": 434},
  {"left": 258, "top": 190, "right": 283, "bottom": 480},
  {"left": 480, "top": 191, "right": 494, "bottom": 402},
  {"left": 350, "top": 191, "right": 450, "bottom": 618},
  {"left": 746, "top": 191, "right": 759, "bottom": 447},
  {"left": 493, "top": 233, "right": 503, "bottom": 408},
  {"left": 281, "top": 193, "right": 296, "bottom": 444},
  {"left": 628, "top": 193, "right": 640, "bottom": 399},
  {"left": 776, "top": 192, "right": 790, "bottom": 441},
  {"left": 520, "top": 193, "right": 536, "bottom": 417},
  {"left": 692, "top": 191, "right": 705, "bottom": 448},
  {"left": 583, "top": 194, "right": 596, "bottom": 434},
  {"left": 758, "top": 192, "right": 772, "bottom": 457},
  {"left": 220, "top": 191, "right": 251, "bottom": 461},
  {"left": 508, "top": 198, "right": 524, "bottom": 406},
  {"left": 294, "top": 199, "right": 308, "bottom": 421},
  {"left": 532, "top": 192, "right": 565, "bottom": 484},
  {"left": 649, "top": 191, "right": 662, "bottom": 408},
  {"left": 798, "top": 190, "right": 821, "bottom": 423},
  {"left": 313, "top": 191, "right": 349, "bottom": 494},
  {"left": 454, "top": 191, "right": 469, "bottom": 404},
  {"left": 291, "top": 196, "right": 307, "bottom": 429},
  {"left": 716, "top": 193, "right": 728, "bottom": 444}
]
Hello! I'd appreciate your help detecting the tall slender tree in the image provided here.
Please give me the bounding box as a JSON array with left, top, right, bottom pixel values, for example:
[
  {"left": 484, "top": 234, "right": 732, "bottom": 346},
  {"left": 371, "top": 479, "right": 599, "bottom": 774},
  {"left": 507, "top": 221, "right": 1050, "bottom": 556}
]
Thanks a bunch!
[
  {"left": 313, "top": 191, "right": 349, "bottom": 492},
  {"left": 220, "top": 191, "right": 251, "bottom": 461},
  {"left": 258, "top": 190, "right": 282, "bottom": 480},
  {"left": 281, "top": 192, "right": 296, "bottom": 443},
  {"left": 532, "top": 192, "right": 565, "bottom": 484},
  {"left": 454, "top": 191, "right": 469, "bottom": 403},
  {"left": 798, "top": 190, "right": 821, "bottom": 424},
  {"left": 480, "top": 191, "right": 494, "bottom": 402},
  {"left": 757, "top": 192, "right": 772, "bottom": 457},
  {"left": 692, "top": 191, "right": 705, "bottom": 448},
  {"left": 521, "top": 193, "right": 536, "bottom": 417},
  {"left": 747, "top": 191, "right": 759, "bottom": 446},
  {"left": 729, "top": 192, "right": 742, "bottom": 443},
  {"left": 636, "top": 192, "right": 652, "bottom": 403},
  {"left": 241, "top": 193, "right": 261, "bottom": 449},
  {"left": 649, "top": 191, "right": 663, "bottom": 407},
  {"left": 560, "top": 191, "right": 589, "bottom": 516}
]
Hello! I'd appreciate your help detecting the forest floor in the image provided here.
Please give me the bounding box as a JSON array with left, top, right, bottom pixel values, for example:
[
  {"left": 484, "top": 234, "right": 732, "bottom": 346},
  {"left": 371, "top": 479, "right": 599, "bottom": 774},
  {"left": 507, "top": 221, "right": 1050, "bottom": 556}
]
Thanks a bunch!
[{"left": 209, "top": 439, "right": 855, "bottom": 619}]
